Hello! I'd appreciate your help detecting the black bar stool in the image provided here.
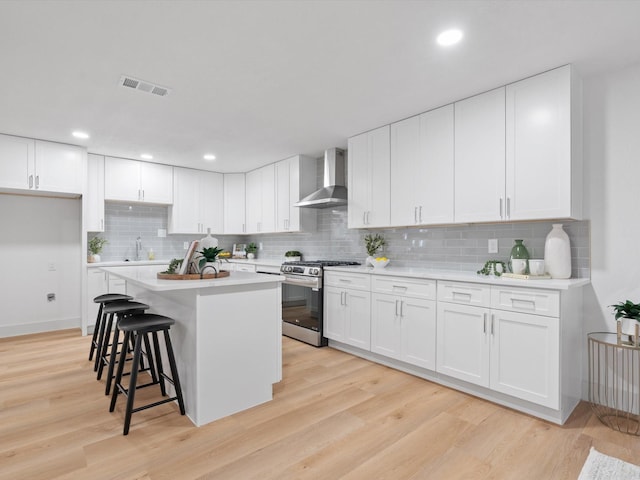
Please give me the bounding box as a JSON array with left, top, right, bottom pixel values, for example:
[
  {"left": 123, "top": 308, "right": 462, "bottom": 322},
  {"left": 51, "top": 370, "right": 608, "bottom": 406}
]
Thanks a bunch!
[
  {"left": 98, "top": 300, "right": 151, "bottom": 395},
  {"left": 110, "top": 313, "right": 186, "bottom": 435},
  {"left": 90, "top": 293, "right": 133, "bottom": 369}
]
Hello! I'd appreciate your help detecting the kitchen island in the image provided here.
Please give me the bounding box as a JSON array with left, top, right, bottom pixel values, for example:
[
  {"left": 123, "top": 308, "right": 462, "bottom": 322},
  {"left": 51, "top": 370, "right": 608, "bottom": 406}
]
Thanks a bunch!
[{"left": 101, "top": 265, "right": 283, "bottom": 427}]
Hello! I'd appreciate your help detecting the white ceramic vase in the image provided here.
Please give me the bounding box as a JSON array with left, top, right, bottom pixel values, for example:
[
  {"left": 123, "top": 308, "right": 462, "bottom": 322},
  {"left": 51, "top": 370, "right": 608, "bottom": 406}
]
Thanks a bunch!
[
  {"left": 366, "top": 256, "right": 376, "bottom": 267},
  {"left": 544, "top": 224, "right": 571, "bottom": 279}
]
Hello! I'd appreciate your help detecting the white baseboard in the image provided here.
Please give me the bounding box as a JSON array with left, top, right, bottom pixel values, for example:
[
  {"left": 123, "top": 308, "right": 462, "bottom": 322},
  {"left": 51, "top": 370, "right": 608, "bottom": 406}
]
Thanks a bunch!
[{"left": 0, "top": 317, "right": 80, "bottom": 338}]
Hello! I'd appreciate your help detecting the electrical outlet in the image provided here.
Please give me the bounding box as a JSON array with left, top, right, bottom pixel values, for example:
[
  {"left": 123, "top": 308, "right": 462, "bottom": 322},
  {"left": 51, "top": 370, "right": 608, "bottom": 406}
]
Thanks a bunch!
[
  {"left": 158, "top": 229, "right": 167, "bottom": 238},
  {"left": 47, "top": 293, "right": 56, "bottom": 302},
  {"left": 48, "top": 262, "right": 56, "bottom": 271},
  {"left": 488, "top": 239, "right": 498, "bottom": 254},
  {"left": 183, "top": 242, "right": 189, "bottom": 250}
]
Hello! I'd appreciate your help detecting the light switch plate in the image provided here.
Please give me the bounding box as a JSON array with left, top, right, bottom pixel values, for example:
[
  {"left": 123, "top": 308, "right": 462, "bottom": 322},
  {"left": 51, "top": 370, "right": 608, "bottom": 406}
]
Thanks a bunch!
[
  {"left": 183, "top": 242, "right": 189, "bottom": 250},
  {"left": 488, "top": 239, "right": 498, "bottom": 254},
  {"left": 157, "top": 229, "right": 167, "bottom": 238}
]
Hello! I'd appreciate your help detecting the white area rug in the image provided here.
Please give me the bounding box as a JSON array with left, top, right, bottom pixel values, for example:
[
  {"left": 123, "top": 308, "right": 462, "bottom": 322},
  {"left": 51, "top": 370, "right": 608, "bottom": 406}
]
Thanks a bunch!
[{"left": 578, "top": 447, "right": 640, "bottom": 479}]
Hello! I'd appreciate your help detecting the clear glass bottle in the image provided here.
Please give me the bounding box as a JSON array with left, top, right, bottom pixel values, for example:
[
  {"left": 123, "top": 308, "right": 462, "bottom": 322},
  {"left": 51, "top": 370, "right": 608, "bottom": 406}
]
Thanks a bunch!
[{"left": 509, "top": 239, "right": 530, "bottom": 274}]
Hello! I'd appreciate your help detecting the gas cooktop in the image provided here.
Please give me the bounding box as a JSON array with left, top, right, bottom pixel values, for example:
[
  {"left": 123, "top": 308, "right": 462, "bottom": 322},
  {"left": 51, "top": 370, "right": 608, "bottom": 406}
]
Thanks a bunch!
[{"left": 282, "top": 260, "right": 361, "bottom": 267}]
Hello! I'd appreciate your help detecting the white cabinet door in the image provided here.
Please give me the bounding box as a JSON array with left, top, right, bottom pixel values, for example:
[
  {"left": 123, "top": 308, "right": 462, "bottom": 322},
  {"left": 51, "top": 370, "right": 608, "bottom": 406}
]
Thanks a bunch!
[
  {"left": 390, "top": 116, "right": 420, "bottom": 226},
  {"left": 105, "top": 157, "right": 173, "bottom": 204},
  {"left": 371, "top": 293, "right": 401, "bottom": 359},
  {"left": 86, "top": 154, "right": 105, "bottom": 232},
  {"left": 275, "top": 158, "right": 292, "bottom": 231},
  {"left": 0, "top": 133, "right": 34, "bottom": 190},
  {"left": 324, "top": 286, "right": 345, "bottom": 342},
  {"left": 104, "top": 156, "right": 140, "bottom": 201},
  {"left": 454, "top": 87, "right": 506, "bottom": 223},
  {"left": 224, "top": 173, "right": 246, "bottom": 234},
  {"left": 200, "top": 171, "right": 223, "bottom": 234},
  {"left": 348, "top": 126, "right": 390, "bottom": 228},
  {"left": 437, "top": 302, "right": 490, "bottom": 387},
  {"left": 139, "top": 161, "right": 173, "bottom": 204},
  {"left": 87, "top": 268, "right": 108, "bottom": 329},
  {"left": 344, "top": 288, "right": 371, "bottom": 350},
  {"left": 490, "top": 310, "right": 559, "bottom": 409},
  {"left": 34, "top": 140, "right": 84, "bottom": 194},
  {"left": 401, "top": 297, "right": 436, "bottom": 370},
  {"left": 260, "top": 163, "right": 276, "bottom": 233},
  {"left": 415, "top": 105, "right": 454, "bottom": 225},
  {"left": 506, "top": 65, "right": 573, "bottom": 220},
  {"left": 169, "top": 167, "right": 200, "bottom": 233},
  {"left": 246, "top": 164, "right": 276, "bottom": 234},
  {"left": 245, "top": 168, "right": 261, "bottom": 233}
]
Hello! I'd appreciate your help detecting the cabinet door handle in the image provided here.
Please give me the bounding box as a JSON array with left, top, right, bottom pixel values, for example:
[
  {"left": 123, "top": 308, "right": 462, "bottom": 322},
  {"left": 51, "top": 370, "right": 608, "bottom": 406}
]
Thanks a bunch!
[
  {"left": 142, "top": 189, "right": 145, "bottom": 201},
  {"left": 414, "top": 207, "right": 418, "bottom": 224},
  {"left": 343, "top": 292, "right": 348, "bottom": 306},
  {"left": 395, "top": 299, "right": 400, "bottom": 316},
  {"left": 400, "top": 300, "right": 404, "bottom": 317},
  {"left": 491, "top": 314, "right": 495, "bottom": 335},
  {"left": 35, "top": 175, "right": 39, "bottom": 189},
  {"left": 366, "top": 211, "right": 370, "bottom": 225},
  {"left": 242, "top": 223, "right": 245, "bottom": 233},
  {"left": 499, "top": 198, "right": 504, "bottom": 219},
  {"left": 506, "top": 197, "right": 511, "bottom": 219},
  {"left": 483, "top": 313, "right": 487, "bottom": 334},
  {"left": 28, "top": 174, "right": 33, "bottom": 189},
  {"left": 419, "top": 206, "right": 422, "bottom": 223}
]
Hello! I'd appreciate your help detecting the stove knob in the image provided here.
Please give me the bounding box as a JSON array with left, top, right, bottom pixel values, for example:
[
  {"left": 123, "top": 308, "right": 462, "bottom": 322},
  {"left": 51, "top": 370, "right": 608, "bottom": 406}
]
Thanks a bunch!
[{"left": 311, "top": 268, "right": 319, "bottom": 275}]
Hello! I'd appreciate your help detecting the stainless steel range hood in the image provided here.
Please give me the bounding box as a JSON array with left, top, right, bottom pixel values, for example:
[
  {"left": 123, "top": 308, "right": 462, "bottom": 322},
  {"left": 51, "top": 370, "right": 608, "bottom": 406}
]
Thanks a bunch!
[{"left": 295, "top": 148, "right": 347, "bottom": 208}]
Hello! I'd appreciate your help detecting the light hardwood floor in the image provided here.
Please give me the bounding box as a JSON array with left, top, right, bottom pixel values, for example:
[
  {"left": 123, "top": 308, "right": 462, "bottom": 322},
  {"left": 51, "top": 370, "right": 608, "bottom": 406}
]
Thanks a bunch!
[{"left": 2, "top": 329, "right": 640, "bottom": 479}]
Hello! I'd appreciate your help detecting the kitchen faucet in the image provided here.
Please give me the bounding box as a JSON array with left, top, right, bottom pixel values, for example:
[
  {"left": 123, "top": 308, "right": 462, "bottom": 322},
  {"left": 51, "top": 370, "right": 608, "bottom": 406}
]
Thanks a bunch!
[{"left": 135, "top": 236, "right": 142, "bottom": 261}]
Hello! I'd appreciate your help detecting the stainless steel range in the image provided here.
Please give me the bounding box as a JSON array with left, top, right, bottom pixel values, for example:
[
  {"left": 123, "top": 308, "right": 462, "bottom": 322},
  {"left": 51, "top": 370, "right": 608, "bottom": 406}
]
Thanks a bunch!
[{"left": 280, "top": 260, "right": 360, "bottom": 347}]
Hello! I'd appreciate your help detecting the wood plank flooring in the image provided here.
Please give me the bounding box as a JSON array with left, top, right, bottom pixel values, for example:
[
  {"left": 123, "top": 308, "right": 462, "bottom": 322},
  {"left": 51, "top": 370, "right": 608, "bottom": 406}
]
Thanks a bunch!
[{"left": 2, "top": 329, "right": 640, "bottom": 479}]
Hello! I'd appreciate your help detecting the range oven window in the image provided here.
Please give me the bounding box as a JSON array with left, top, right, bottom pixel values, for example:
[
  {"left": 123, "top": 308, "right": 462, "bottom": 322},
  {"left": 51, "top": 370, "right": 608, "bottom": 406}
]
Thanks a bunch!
[{"left": 282, "top": 283, "right": 322, "bottom": 331}]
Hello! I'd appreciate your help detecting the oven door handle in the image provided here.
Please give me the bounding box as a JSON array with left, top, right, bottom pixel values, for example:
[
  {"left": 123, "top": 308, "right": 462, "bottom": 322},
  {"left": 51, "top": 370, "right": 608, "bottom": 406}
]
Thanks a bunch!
[{"left": 283, "top": 276, "right": 321, "bottom": 289}]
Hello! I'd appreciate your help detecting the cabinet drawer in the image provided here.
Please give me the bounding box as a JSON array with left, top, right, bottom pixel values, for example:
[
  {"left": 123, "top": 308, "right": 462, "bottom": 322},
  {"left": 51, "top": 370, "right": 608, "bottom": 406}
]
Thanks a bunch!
[
  {"left": 324, "top": 271, "right": 370, "bottom": 291},
  {"left": 437, "top": 281, "right": 491, "bottom": 307},
  {"left": 491, "top": 287, "right": 559, "bottom": 317},
  {"left": 371, "top": 275, "right": 436, "bottom": 300}
]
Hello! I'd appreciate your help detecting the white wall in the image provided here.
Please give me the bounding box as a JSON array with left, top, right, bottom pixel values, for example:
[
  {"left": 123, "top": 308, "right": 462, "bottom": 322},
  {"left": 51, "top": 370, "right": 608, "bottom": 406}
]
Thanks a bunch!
[
  {"left": 582, "top": 61, "right": 640, "bottom": 394},
  {"left": 0, "top": 194, "right": 81, "bottom": 336}
]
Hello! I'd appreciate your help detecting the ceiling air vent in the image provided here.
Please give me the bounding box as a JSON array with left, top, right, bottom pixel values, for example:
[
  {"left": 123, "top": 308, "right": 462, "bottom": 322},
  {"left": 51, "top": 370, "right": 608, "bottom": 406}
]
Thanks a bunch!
[{"left": 118, "top": 75, "right": 171, "bottom": 97}]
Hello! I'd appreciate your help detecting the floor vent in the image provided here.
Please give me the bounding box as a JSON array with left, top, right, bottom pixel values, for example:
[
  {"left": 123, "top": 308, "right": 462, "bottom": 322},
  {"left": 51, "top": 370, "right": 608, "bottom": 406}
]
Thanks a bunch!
[{"left": 118, "top": 75, "right": 171, "bottom": 97}]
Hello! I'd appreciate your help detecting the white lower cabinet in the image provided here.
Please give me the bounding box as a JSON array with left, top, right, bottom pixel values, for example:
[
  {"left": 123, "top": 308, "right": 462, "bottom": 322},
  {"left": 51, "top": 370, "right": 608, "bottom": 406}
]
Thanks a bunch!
[
  {"left": 324, "top": 272, "right": 371, "bottom": 350},
  {"left": 86, "top": 269, "right": 127, "bottom": 330},
  {"left": 371, "top": 275, "right": 437, "bottom": 370},
  {"left": 436, "top": 281, "right": 560, "bottom": 409}
]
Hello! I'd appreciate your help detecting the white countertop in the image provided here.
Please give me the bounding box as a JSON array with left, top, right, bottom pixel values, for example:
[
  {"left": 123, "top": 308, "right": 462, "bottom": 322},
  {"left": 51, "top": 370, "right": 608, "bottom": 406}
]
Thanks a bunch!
[
  {"left": 324, "top": 265, "right": 590, "bottom": 290},
  {"left": 87, "top": 260, "right": 171, "bottom": 268},
  {"left": 101, "top": 265, "right": 283, "bottom": 292}
]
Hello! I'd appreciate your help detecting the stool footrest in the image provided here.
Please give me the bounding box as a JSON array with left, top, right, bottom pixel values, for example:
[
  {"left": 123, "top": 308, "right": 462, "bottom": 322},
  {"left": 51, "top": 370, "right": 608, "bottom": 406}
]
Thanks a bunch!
[{"left": 132, "top": 396, "right": 180, "bottom": 414}]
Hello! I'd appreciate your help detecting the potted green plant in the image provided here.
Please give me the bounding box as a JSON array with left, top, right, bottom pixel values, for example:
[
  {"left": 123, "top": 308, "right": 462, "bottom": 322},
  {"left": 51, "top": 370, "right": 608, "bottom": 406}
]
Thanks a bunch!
[
  {"left": 364, "top": 233, "right": 386, "bottom": 266},
  {"left": 88, "top": 236, "right": 108, "bottom": 263},
  {"left": 161, "top": 258, "right": 183, "bottom": 274},
  {"left": 284, "top": 250, "right": 302, "bottom": 262},
  {"left": 197, "top": 246, "right": 225, "bottom": 275},
  {"left": 245, "top": 242, "right": 258, "bottom": 259},
  {"left": 610, "top": 300, "right": 640, "bottom": 336}
]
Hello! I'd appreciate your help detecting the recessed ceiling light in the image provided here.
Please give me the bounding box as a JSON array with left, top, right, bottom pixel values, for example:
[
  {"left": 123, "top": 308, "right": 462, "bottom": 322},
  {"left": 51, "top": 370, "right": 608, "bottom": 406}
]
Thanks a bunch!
[
  {"left": 437, "top": 29, "right": 464, "bottom": 47},
  {"left": 140, "top": 153, "right": 153, "bottom": 160},
  {"left": 72, "top": 130, "right": 89, "bottom": 139},
  {"left": 203, "top": 154, "right": 216, "bottom": 161}
]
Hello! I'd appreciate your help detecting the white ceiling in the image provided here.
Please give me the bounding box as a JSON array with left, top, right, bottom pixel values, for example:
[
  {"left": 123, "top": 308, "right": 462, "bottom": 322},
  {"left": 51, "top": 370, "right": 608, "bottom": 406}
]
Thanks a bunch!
[{"left": 1, "top": 0, "right": 640, "bottom": 173}]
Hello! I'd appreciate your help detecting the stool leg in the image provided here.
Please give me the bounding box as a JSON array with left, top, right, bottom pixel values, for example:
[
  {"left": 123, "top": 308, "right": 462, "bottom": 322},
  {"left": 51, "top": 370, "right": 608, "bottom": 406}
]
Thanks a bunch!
[
  {"left": 96, "top": 312, "right": 115, "bottom": 379},
  {"left": 163, "top": 329, "right": 186, "bottom": 415},
  {"left": 104, "top": 320, "right": 121, "bottom": 395},
  {"left": 89, "top": 303, "right": 104, "bottom": 361},
  {"left": 123, "top": 333, "right": 143, "bottom": 435},
  {"left": 142, "top": 332, "right": 158, "bottom": 384},
  {"left": 151, "top": 331, "right": 167, "bottom": 396},
  {"left": 109, "top": 331, "right": 131, "bottom": 412}
]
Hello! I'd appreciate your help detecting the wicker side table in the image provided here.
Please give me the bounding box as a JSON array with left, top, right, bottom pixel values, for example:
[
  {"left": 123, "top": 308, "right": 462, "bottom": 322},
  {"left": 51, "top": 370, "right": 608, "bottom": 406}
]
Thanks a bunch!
[{"left": 588, "top": 332, "right": 640, "bottom": 435}]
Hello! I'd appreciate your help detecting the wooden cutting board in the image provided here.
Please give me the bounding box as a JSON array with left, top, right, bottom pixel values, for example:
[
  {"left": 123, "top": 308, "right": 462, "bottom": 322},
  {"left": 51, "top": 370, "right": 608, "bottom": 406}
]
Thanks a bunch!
[{"left": 157, "top": 271, "right": 230, "bottom": 280}]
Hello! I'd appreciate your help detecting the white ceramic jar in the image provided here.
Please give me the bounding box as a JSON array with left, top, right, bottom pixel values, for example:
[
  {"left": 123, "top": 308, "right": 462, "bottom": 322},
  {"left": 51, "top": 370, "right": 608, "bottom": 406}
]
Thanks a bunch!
[{"left": 544, "top": 224, "right": 571, "bottom": 279}]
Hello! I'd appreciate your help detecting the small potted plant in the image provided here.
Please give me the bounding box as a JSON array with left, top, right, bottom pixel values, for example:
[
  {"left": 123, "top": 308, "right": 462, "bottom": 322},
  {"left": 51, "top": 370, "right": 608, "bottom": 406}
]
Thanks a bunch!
[
  {"left": 610, "top": 300, "right": 640, "bottom": 337},
  {"left": 88, "top": 236, "right": 108, "bottom": 263},
  {"left": 284, "top": 250, "right": 302, "bottom": 262},
  {"left": 245, "top": 242, "right": 258, "bottom": 259},
  {"left": 197, "top": 246, "right": 225, "bottom": 275},
  {"left": 364, "top": 233, "right": 386, "bottom": 266},
  {"left": 161, "top": 258, "right": 183, "bottom": 274}
]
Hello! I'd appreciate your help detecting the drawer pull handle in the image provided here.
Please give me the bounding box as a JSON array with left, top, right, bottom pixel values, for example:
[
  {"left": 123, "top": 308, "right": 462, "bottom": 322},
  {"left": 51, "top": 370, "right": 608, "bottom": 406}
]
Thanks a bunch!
[
  {"left": 452, "top": 291, "right": 472, "bottom": 302},
  {"left": 339, "top": 278, "right": 352, "bottom": 283},
  {"left": 511, "top": 298, "right": 536, "bottom": 309},
  {"left": 392, "top": 285, "right": 408, "bottom": 290}
]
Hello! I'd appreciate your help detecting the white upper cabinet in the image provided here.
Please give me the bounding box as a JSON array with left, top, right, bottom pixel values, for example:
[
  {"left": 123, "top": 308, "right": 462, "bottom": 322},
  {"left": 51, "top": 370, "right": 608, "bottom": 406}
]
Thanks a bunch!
[
  {"left": 245, "top": 163, "right": 275, "bottom": 234},
  {"left": 169, "top": 167, "right": 223, "bottom": 234},
  {"left": 390, "top": 105, "right": 454, "bottom": 226},
  {"left": 0, "top": 134, "right": 84, "bottom": 194},
  {"left": 223, "top": 173, "right": 246, "bottom": 234},
  {"left": 348, "top": 125, "right": 390, "bottom": 228},
  {"left": 104, "top": 156, "right": 173, "bottom": 204},
  {"left": 275, "top": 155, "right": 316, "bottom": 233},
  {"left": 506, "top": 65, "right": 581, "bottom": 220},
  {"left": 85, "top": 154, "right": 105, "bottom": 232},
  {"left": 454, "top": 87, "right": 506, "bottom": 223}
]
